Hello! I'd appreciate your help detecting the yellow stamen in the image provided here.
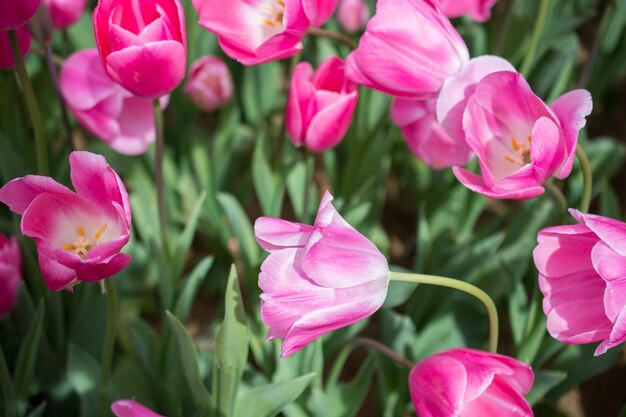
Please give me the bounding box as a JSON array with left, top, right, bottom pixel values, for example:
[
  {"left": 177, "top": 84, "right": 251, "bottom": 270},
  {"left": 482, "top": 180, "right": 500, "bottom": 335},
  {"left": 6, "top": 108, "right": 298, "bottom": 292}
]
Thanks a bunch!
[
  {"left": 503, "top": 155, "right": 518, "bottom": 164},
  {"left": 511, "top": 138, "right": 521, "bottom": 152},
  {"left": 262, "top": 18, "right": 276, "bottom": 26},
  {"left": 95, "top": 224, "right": 108, "bottom": 240},
  {"left": 276, "top": 0, "right": 285, "bottom": 6},
  {"left": 62, "top": 244, "right": 76, "bottom": 251},
  {"left": 77, "top": 226, "right": 86, "bottom": 237}
]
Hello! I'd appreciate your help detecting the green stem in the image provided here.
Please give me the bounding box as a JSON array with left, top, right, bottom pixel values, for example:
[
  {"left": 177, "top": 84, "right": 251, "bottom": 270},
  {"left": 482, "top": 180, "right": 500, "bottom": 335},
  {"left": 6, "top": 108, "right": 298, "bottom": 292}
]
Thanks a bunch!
[
  {"left": 45, "top": 45, "right": 74, "bottom": 150},
  {"left": 300, "top": 149, "right": 314, "bottom": 223},
  {"left": 98, "top": 279, "right": 118, "bottom": 417},
  {"left": 390, "top": 272, "right": 499, "bottom": 353},
  {"left": 544, "top": 181, "right": 567, "bottom": 224},
  {"left": 353, "top": 337, "right": 413, "bottom": 369},
  {"left": 154, "top": 100, "right": 170, "bottom": 254},
  {"left": 520, "top": 0, "right": 550, "bottom": 77},
  {"left": 8, "top": 30, "right": 49, "bottom": 175},
  {"left": 576, "top": 144, "right": 593, "bottom": 213},
  {"left": 307, "top": 27, "right": 357, "bottom": 49}
]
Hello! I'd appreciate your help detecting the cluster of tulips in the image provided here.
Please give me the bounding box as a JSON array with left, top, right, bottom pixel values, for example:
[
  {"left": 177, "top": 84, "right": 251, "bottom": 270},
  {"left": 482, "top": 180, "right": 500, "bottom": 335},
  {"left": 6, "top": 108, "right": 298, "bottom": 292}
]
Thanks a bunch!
[{"left": 0, "top": 0, "right": 623, "bottom": 416}]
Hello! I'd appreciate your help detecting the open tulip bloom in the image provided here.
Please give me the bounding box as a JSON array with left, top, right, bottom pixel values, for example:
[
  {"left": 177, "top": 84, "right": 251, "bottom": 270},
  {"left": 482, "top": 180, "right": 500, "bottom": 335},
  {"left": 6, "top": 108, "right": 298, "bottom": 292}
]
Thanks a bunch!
[
  {"left": 0, "top": 152, "right": 132, "bottom": 291},
  {"left": 255, "top": 191, "right": 389, "bottom": 357}
]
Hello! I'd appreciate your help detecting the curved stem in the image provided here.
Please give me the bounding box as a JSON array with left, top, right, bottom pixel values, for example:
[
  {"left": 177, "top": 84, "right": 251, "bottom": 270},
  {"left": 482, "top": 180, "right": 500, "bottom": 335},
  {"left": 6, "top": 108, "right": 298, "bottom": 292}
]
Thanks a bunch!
[
  {"left": 45, "top": 45, "right": 74, "bottom": 150},
  {"left": 520, "top": 0, "right": 550, "bottom": 77},
  {"left": 307, "top": 27, "right": 357, "bottom": 49},
  {"left": 390, "top": 272, "right": 499, "bottom": 353},
  {"left": 352, "top": 337, "right": 413, "bottom": 369},
  {"left": 154, "top": 100, "right": 170, "bottom": 254},
  {"left": 8, "top": 30, "right": 49, "bottom": 175},
  {"left": 98, "top": 279, "right": 118, "bottom": 417},
  {"left": 576, "top": 144, "right": 593, "bottom": 213},
  {"left": 544, "top": 181, "right": 567, "bottom": 224}
]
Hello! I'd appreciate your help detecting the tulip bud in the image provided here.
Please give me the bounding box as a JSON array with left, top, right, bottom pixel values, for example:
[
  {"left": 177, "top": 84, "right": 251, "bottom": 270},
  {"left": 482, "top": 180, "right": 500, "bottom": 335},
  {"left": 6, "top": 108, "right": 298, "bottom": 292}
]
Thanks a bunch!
[
  {"left": 42, "top": 0, "right": 86, "bottom": 29},
  {"left": 28, "top": 4, "right": 54, "bottom": 46},
  {"left": 184, "top": 56, "right": 233, "bottom": 112},
  {"left": 0, "top": 0, "right": 42, "bottom": 31},
  {"left": 338, "top": 0, "right": 369, "bottom": 33}
]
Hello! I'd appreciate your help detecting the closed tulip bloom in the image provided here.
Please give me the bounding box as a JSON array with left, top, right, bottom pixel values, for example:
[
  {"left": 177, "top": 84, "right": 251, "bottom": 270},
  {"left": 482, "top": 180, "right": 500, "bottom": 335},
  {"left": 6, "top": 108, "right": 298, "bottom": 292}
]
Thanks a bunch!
[
  {"left": 0, "top": 233, "right": 22, "bottom": 319},
  {"left": 255, "top": 191, "right": 389, "bottom": 357},
  {"left": 60, "top": 49, "right": 163, "bottom": 155},
  {"left": 0, "top": 26, "right": 31, "bottom": 70},
  {"left": 391, "top": 98, "right": 472, "bottom": 169},
  {"left": 534, "top": 210, "right": 626, "bottom": 355},
  {"left": 437, "top": 0, "right": 499, "bottom": 22},
  {"left": 0, "top": 0, "right": 41, "bottom": 30},
  {"left": 410, "top": 348, "right": 534, "bottom": 417},
  {"left": 338, "top": 0, "right": 369, "bottom": 33},
  {"left": 0, "top": 152, "right": 132, "bottom": 292},
  {"left": 286, "top": 56, "right": 358, "bottom": 152},
  {"left": 93, "top": 0, "right": 187, "bottom": 98},
  {"left": 184, "top": 56, "right": 233, "bottom": 112},
  {"left": 345, "top": 0, "right": 469, "bottom": 99},
  {"left": 43, "top": 0, "right": 86, "bottom": 29},
  {"left": 452, "top": 71, "right": 592, "bottom": 200},
  {"left": 112, "top": 400, "right": 164, "bottom": 417}
]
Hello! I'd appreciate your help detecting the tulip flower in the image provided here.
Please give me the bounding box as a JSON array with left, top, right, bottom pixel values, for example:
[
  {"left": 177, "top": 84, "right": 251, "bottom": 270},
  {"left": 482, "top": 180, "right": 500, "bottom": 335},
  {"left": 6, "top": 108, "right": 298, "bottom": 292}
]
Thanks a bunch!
[
  {"left": 437, "top": 0, "right": 500, "bottom": 22},
  {"left": 112, "top": 400, "right": 164, "bottom": 417},
  {"left": 338, "top": 0, "right": 369, "bottom": 33},
  {"left": 0, "top": 233, "right": 22, "bottom": 319},
  {"left": 93, "top": 0, "right": 187, "bottom": 98},
  {"left": 255, "top": 191, "right": 389, "bottom": 357},
  {"left": 410, "top": 348, "right": 534, "bottom": 417},
  {"left": 391, "top": 98, "right": 472, "bottom": 169},
  {"left": 452, "top": 71, "right": 592, "bottom": 200},
  {"left": 345, "top": 0, "right": 469, "bottom": 99},
  {"left": 60, "top": 49, "right": 164, "bottom": 155},
  {"left": 0, "top": 151, "right": 132, "bottom": 292},
  {"left": 184, "top": 56, "right": 233, "bottom": 112},
  {"left": 0, "top": 26, "right": 31, "bottom": 70},
  {"left": 286, "top": 56, "right": 358, "bottom": 152},
  {"left": 42, "top": 0, "right": 86, "bottom": 29},
  {"left": 0, "top": 0, "right": 41, "bottom": 30},
  {"left": 534, "top": 210, "right": 626, "bottom": 355}
]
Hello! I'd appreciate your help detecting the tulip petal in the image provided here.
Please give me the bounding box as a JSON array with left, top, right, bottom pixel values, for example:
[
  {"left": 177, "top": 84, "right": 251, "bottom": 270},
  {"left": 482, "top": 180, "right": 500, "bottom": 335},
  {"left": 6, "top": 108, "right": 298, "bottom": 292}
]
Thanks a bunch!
[
  {"left": 576, "top": 211, "right": 626, "bottom": 256},
  {"left": 306, "top": 91, "right": 357, "bottom": 152},
  {"left": 592, "top": 241, "right": 626, "bottom": 322},
  {"left": 35, "top": 240, "right": 78, "bottom": 291},
  {"left": 0, "top": 176, "right": 73, "bottom": 215},
  {"left": 254, "top": 217, "right": 313, "bottom": 251},
  {"left": 111, "top": 400, "right": 165, "bottom": 417}
]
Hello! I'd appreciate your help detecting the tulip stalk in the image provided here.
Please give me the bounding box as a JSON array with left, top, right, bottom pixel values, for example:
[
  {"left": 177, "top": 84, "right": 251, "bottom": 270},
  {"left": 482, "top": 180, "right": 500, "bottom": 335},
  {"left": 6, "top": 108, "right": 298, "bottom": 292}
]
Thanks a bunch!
[
  {"left": 521, "top": 0, "right": 551, "bottom": 76},
  {"left": 8, "top": 30, "right": 49, "bottom": 175},
  {"left": 576, "top": 144, "right": 593, "bottom": 213},
  {"left": 307, "top": 27, "right": 357, "bottom": 49},
  {"left": 353, "top": 337, "right": 413, "bottom": 368},
  {"left": 545, "top": 181, "right": 567, "bottom": 224},
  {"left": 154, "top": 100, "right": 170, "bottom": 253},
  {"left": 389, "top": 272, "right": 499, "bottom": 353},
  {"left": 98, "top": 279, "right": 118, "bottom": 417}
]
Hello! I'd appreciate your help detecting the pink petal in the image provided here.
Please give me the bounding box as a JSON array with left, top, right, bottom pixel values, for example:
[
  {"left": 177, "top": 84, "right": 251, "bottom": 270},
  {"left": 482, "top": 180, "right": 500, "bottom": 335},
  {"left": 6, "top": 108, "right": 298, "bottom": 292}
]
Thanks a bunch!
[
  {"left": 577, "top": 212, "right": 626, "bottom": 256},
  {"left": 591, "top": 241, "right": 626, "bottom": 322},
  {"left": 302, "top": 0, "right": 340, "bottom": 27},
  {"left": 286, "top": 62, "right": 315, "bottom": 145},
  {"left": 34, "top": 240, "right": 78, "bottom": 291},
  {"left": 111, "top": 400, "right": 165, "bottom": 417},
  {"left": 254, "top": 217, "right": 314, "bottom": 252},
  {"left": 452, "top": 167, "right": 545, "bottom": 200},
  {"left": 0, "top": 176, "right": 73, "bottom": 215},
  {"left": 305, "top": 91, "right": 358, "bottom": 152}
]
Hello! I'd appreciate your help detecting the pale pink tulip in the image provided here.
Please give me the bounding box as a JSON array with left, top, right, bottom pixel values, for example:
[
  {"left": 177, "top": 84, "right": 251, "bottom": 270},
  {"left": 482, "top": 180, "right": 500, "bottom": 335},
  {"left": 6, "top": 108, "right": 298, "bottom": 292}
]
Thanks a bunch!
[
  {"left": 0, "top": 26, "right": 31, "bottom": 70},
  {"left": 0, "top": 233, "right": 22, "bottom": 319},
  {"left": 42, "top": 0, "right": 86, "bottom": 29},
  {"left": 337, "top": 0, "right": 369, "bottom": 33},
  {"left": 303, "top": 0, "right": 340, "bottom": 27},
  {"left": 60, "top": 49, "right": 164, "bottom": 155},
  {"left": 0, "top": 152, "right": 132, "bottom": 292},
  {"left": 437, "top": 0, "right": 500, "bottom": 22},
  {"left": 286, "top": 56, "right": 358, "bottom": 152},
  {"left": 255, "top": 191, "right": 389, "bottom": 357},
  {"left": 345, "top": 0, "right": 469, "bottom": 99},
  {"left": 112, "top": 400, "right": 164, "bottom": 417},
  {"left": 410, "top": 348, "right": 534, "bottom": 417},
  {"left": 452, "top": 71, "right": 592, "bottom": 199},
  {"left": 534, "top": 210, "right": 626, "bottom": 355},
  {"left": 0, "top": 0, "right": 41, "bottom": 30},
  {"left": 184, "top": 56, "right": 233, "bottom": 112},
  {"left": 93, "top": 0, "right": 187, "bottom": 98},
  {"left": 391, "top": 98, "right": 472, "bottom": 169}
]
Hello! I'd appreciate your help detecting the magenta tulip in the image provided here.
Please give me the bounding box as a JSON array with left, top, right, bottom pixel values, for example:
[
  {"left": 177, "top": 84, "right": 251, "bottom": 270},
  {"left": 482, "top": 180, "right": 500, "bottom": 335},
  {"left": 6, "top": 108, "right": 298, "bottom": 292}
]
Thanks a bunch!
[
  {"left": 391, "top": 98, "right": 472, "bottom": 169},
  {"left": 93, "top": 0, "right": 187, "bottom": 98},
  {"left": 534, "top": 210, "right": 626, "bottom": 355},
  {"left": 0, "top": 26, "right": 31, "bottom": 70},
  {"left": 60, "top": 49, "right": 164, "bottom": 155},
  {"left": 286, "top": 57, "right": 358, "bottom": 152},
  {"left": 0, "top": 0, "right": 41, "bottom": 30},
  {"left": 184, "top": 56, "right": 233, "bottom": 112},
  {"left": 452, "top": 71, "right": 592, "bottom": 200},
  {"left": 410, "top": 348, "right": 534, "bottom": 417},
  {"left": 437, "top": 0, "right": 500, "bottom": 22},
  {"left": 112, "top": 400, "right": 164, "bottom": 417},
  {"left": 337, "top": 0, "right": 369, "bottom": 33},
  {"left": 255, "top": 191, "right": 389, "bottom": 357},
  {"left": 0, "top": 233, "right": 22, "bottom": 319},
  {"left": 42, "top": 0, "right": 86, "bottom": 29},
  {"left": 0, "top": 152, "right": 132, "bottom": 292},
  {"left": 345, "top": 0, "right": 469, "bottom": 99}
]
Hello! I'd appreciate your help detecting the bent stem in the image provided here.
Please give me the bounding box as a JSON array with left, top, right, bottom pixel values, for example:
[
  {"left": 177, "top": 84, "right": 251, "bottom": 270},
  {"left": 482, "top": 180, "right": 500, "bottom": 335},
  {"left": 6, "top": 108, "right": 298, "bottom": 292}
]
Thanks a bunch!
[
  {"left": 576, "top": 144, "right": 592, "bottom": 213},
  {"left": 307, "top": 27, "right": 357, "bottom": 49},
  {"left": 520, "top": 0, "right": 550, "bottom": 76},
  {"left": 544, "top": 181, "right": 567, "bottom": 224},
  {"left": 353, "top": 337, "right": 413, "bottom": 369},
  {"left": 154, "top": 100, "right": 170, "bottom": 254},
  {"left": 8, "top": 30, "right": 49, "bottom": 175},
  {"left": 98, "top": 279, "right": 118, "bottom": 417},
  {"left": 390, "top": 272, "right": 499, "bottom": 353}
]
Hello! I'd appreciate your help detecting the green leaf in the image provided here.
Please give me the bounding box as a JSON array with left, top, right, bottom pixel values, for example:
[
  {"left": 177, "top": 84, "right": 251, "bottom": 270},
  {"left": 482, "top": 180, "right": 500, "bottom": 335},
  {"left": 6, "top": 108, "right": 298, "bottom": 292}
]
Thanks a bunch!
[
  {"left": 171, "top": 192, "right": 207, "bottom": 280},
  {"left": 253, "top": 132, "right": 284, "bottom": 217},
  {"left": 13, "top": 300, "right": 44, "bottom": 408},
  {"left": 25, "top": 402, "right": 47, "bottom": 417},
  {"left": 67, "top": 344, "right": 101, "bottom": 417},
  {"left": 234, "top": 373, "right": 316, "bottom": 417},
  {"left": 242, "top": 62, "right": 282, "bottom": 123},
  {"left": 173, "top": 256, "right": 214, "bottom": 323},
  {"left": 0, "top": 347, "right": 17, "bottom": 417},
  {"left": 213, "top": 266, "right": 249, "bottom": 417},
  {"left": 526, "top": 370, "right": 567, "bottom": 406}
]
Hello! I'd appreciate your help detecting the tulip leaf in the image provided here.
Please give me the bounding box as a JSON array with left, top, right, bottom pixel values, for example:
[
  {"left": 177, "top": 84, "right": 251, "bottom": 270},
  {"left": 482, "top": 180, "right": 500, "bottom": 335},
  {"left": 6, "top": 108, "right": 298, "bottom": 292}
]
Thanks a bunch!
[
  {"left": 253, "top": 131, "right": 284, "bottom": 217},
  {"left": 25, "top": 402, "right": 46, "bottom": 417},
  {"left": 0, "top": 347, "right": 17, "bottom": 417},
  {"left": 173, "top": 256, "right": 214, "bottom": 323},
  {"left": 242, "top": 62, "right": 282, "bottom": 124},
  {"left": 67, "top": 344, "right": 101, "bottom": 417},
  {"left": 234, "top": 373, "right": 316, "bottom": 417},
  {"left": 13, "top": 300, "right": 44, "bottom": 409},
  {"left": 171, "top": 191, "right": 207, "bottom": 280}
]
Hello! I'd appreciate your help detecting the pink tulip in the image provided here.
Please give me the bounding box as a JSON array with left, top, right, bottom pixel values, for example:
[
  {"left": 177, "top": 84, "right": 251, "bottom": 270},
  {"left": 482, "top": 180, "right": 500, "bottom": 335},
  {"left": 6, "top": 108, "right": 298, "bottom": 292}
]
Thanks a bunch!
[
  {"left": 111, "top": 400, "right": 164, "bottom": 417},
  {"left": 410, "top": 348, "right": 534, "bottom": 417},
  {"left": 93, "top": 0, "right": 187, "bottom": 98},
  {"left": 534, "top": 210, "right": 626, "bottom": 355},
  {"left": 0, "top": 0, "right": 41, "bottom": 30},
  {"left": 286, "top": 56, "right": 358, "bottom": 152},
  {"left": 255, "top": 191, "right": 389, "bottom": 357},
  {"left": 60, "top": 49, "right": 164, "bottom": 155},
  {"left": 345, "top": 0, "right": 469, "bottom": 99},
  {"left": 391, "top": 98, "right": 472, "bottom": 169},
  {"left": 452, "top": 71, "right": 592, "bottom": 200},
  {"left": 42, "top": 0, "right": 86, "bottom": 29},
  {"left": 184, "top": 56, "right": 233, "bottom": 112},
  {"left": 303, "top": 0, "right": 340, "bottom": 27},
  {"left": 337, "top": 0, "right": 369, "bottom": 33},
  {"left": 0, "top": 151, "right": 132, "bottom": 292},
  {"left": 437, "top": 0, "right": 500, "bottom": 22},
  {"left": 0, "top": 26, "right": 31, "bottom": 70},
  {"left": 0, "top": 233, "right": 22, "bottom": 319}
]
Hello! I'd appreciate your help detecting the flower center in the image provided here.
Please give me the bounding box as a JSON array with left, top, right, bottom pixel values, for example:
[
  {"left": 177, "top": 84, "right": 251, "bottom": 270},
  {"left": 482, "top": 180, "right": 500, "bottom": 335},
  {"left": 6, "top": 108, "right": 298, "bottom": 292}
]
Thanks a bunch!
[
  {"left": 503, "top": 136, "right": 532, "bottom": 167},
  {"left": 261, "top": 0, "right": 285, "bottom": 28},
  {"left": 62, "top": 225, "right": 107, "bottom": 259}
]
